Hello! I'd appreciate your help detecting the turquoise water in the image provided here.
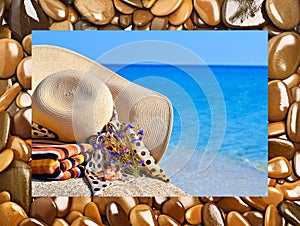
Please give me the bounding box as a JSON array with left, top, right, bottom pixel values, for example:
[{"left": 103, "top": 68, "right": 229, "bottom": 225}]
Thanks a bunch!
[{"left": 105, "top": 64, "right": 268, "bottom": 195}]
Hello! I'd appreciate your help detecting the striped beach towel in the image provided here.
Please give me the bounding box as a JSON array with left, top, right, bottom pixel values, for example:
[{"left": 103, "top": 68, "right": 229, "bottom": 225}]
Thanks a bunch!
[{"left": 32, "top": 165, "right": 85, "bottom": 180}]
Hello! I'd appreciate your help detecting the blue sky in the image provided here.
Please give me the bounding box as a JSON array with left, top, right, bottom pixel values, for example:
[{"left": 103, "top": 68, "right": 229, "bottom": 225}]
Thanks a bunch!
[{"left": 33, "top": 31, "right": 268, "bottom": 66}]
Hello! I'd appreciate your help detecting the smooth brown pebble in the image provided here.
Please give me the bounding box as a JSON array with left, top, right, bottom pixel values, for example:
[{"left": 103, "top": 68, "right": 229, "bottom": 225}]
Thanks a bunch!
[
  {"left": 0, "top": 201, "right": 28, "bottom": 226},
  {"left": 38, "top": 0, "right": 68, "bottom": 21},
  {"left": 268, "top": 80, "right": 290, "bottom": 121},
  {"left": 70, "top": 197, "right": 91, "bottom": 214},
  {"left": 0, "top": 26, "right": 11, "bottom": 39},
  {"left": 0, "top": 38, "right": 23, "bottom": 78},
  {"left": 11, "top": 107, "right": 31, "bottom": 139},
  {"left": 0, "top": 111, "right": 10, "bottom": 151},
  {"left": 241, "top": 197, "right": 267, "bottom": 211},
  {"left": 216, "top": 197, "right": 250, "bottom": 213},
  {"left": 261, "top": 187, "right": 284, "bottom": 207},
  {"left": 74, "top": 0, "right": 115, "bottom": 25},
  {"left": 268, "top": 121, "right": 286, "bottom": 137},
  {"left": 268, "top": 156, "right": 292, "bottom": 178},
  {"left": 65, "top": 211, "right": 83, "bottom": 224},
  {"left": 268, "top": 178, "right": 277, "bottom": 187},
  {"left": 294, "top": 151, "right": 300, "bottom": 177},
  {"left": 16, "top": 92, "right": 32, "bottom": 109},
  {"left": 283, "top": 74, "right": 300, "bottom": 89},
  {"left": 151, "top": 16, "right": 168, "bottom": 30},
  {"left": 22, "top": 34, "right": 32, "bottom": 55},
  {"left": 264, "top": 205, "right": 278, "bottom": 226},
  {"left": 133, "top": 9, "right": 153, "bottom": 26},
  {"left": 121, "top": 0, "right": 143, "bottom": 8},
  {"left": 200, "top": 197, "right": 221, "bottom": 203},
  {"left": 162, "top": 199, "right": 185, "bottom": 224},
  {"left": 0, "top": 191, "right": 10, "bottom": 204},
  {"left": 170, "top": 197, "right": 201, "bottom": 210},
  {"left": 266, "top": 0, "right": 300, "bottom": 30},
  {"left": 84, "top": 202, "right": 102, "bottom": 224},
  {"left": 53, "top": 197, "right": 71, "bottom": 218},
  {"left": 50, "top": 21, "right": 73, "bottom": 30},
  {"left": 66, "top": 5, "right": 78, "bottom": 23},
  {"left": 151, "top": 0, "right": 183, "bottom": 16},
  {"left": 168, "top": 24, "right": 183, "bottom": 30},
  {"left": 19, "top": 218, "right": 47, "bottom": 226},
  {"left": 226, "top": 211, "right": 251, "bottom": 226},
  {"left": 202, "top": 203, "right": 224, "bottom": 226},
  {"left": 0, "top": 148, "right": 14, "bottom": 173},
  {"left": 275, "top": 181, "right": 300, "bottom": 200},
  {"left": 16, "top": 56, "right": 32, "bottom": 89},
  {"left": 0, "top": 78, "right": 12, "bottom": 96},
  {"left": 185, "top": 204, "right": 203, "bottom": 225},
  {"left": 287, "top": 102, "right": 300, "bottom": 142},
  {"left": 52, "top": 218, "right": 69, "bottom": 226},
  {"left": 29, "top": 197, "right": 57, "bottom": 225},
  {"left": 268, "top": 138, "right": 295, "bottom": 160},
  {"left": 130, "top": 204, "right": 158, "bottom": 226},
  {"left": 106, "top": 202, "right": 130, "bottom": 226},
  {"left": 138, "top": 197, "right": 153, "bottom": 206},
  {"left": 278, "top": 201, "right": 300, "bottom": 225},
  {"left": 0, "top": 83, "right": 21, "bottom": 112},
  {"left": 113, "top": 0, "right": 134, "bottom": 14},
  {"left": 290, "top": 86, "right": 300, "bottom": 103},
  {"left": 268, "top": 32, "right": 300, "bottom": 80},
  {"left": 158, "top": 214, "right": 180, "bottom": 226},
  {"left": 142, "top": 0, "right": 157, "bottom": 8},
  {"left": 70, "top": 216, "right": 100, "bottom": 226},
  {"left": 169, "top": 0, "right": 193, "bottom": 25},
  {"left": 93, "top": 197, "right": 138, "bottom": 216},
  {"left": 6, "top": 136, "right": 31, "bottom": 162},
  {"left": 194, "top": 0, "right": 220, "bottom": 26},
  {"left": 242, "top": 211, "right": 263, "bottom": 226},
  {"left": 262, "top": 24, "right": 282, "bottom": 37},
  {"left": 153, "top": 197, "right": 168, "bottom": 210}
]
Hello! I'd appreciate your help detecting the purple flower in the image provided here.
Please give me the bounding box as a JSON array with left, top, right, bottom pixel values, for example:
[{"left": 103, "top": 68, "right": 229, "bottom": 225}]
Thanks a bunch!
[
  {"left": 138, "top": 130, "right": 144, "bottom": 135},
  {"left": 126, "top": 124, "right": 133, "bottom": 130}
]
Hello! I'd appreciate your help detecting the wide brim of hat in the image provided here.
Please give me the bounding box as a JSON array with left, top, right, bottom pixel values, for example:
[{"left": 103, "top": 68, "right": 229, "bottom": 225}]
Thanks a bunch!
[{"left": 32, "top": 45, "right": 173, "bottom": 163}]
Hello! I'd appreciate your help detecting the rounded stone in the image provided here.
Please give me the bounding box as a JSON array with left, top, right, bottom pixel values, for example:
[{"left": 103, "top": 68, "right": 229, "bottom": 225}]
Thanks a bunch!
[
  {"left": 0, "top": 201, "right": 28, "bottom": 226},
  {"left": 16, "top": 92, "right": 32, "bottom": 109},
  {"left": 22, "top": 34, "right": 32, "bottom": 55},
  {"left": 202, "top": 203, "right": 225, "bottom": 226},
  {"left": 16, "top": 56, "right": 32, "bottom": 90},
  {"left": 226, "top": 211, "right": 251, "bottom": 226},
  {"left": 0, "top": 190, "right": 11, "bottom": 204},
  {"left": 278, "top": 201, "right": 300, "bottom": 226},
  {"left": 162, "top": 199, "right": 185, "bottom": 224},
  {"left": 283, "top": 74, "right": 300, "bottom": 89},
  {"left": 241, "top": 197, "right": 267, "bottom": 211},
  {"left": 185, "top": 204, "right": 203, "bottom": 225},
  {"left": 19, "top": 218, "right": 47, "bottom": 226},
  {"left": 194, "top": 0, "right": 220, "bottom": 26},
  {"left": 169, "top": 0, "right": 193, "bottom": 25},
  {"left": 151, "top": 0, "right": 183, "bottom": 16},
  {"left": 268, "top": 138, "right": 295, "bottom": 160},
  {"left": 268, "top": 32, "right": 300, "bottom": 80},
  {"left": 294, "top": 151, "right": 300, "bottom": 177},
  {"left": 120, "top": 0, "right": 143, "bottom": 8},
  {"left": 268, "top": 121, "right": 286, "bottom": 137},
  {"left": 158, "top": 214, "right": 180, "bottom": 226},
  {"left": 130, "top": 204, "right": 157, "bottom": 226},
  {"left": 151, "top": 16, "right": 168, "bottom": 30},
  {"left": 65, "top": 211, "right": 83, "bottom": 224},
  {"left": 0, "top": 38, "right": 23, "bottom": 79},
  {"left": 138, "top": 197, "right": 153, "bottom": 206},
  {"left": 70, "top": 216, "right": 101, "bottom": 226},
  {"left": 287, "top": 102, "right": 300, "bottom": 142},
  {"left": 66, "top": 5, "right": 78, "bottom": 23},
  {"left": 268, "top": 80, "right": 290, "bottom": 122},
  {"left": 106, "top": 202, "right": 130, "bottom": 226},
  {"left": 52, "top": 218, "right": 69, "bottom": 226},
  {"left": 290, "top": 86, "right": 300, "bottom": 103},
  {"left": 266, "top": 0, "right": 300, "bottom": 30},
  {"left": 142, "top": 0, "right": 157, "bottom": 8},
  {"left": 113, "top": 0, "right": 134, "bottom": 14},
  {"left": 53, "top": 197, "right": 71, "bottom": 217},
  {"left": 170, "top": 197, "right": 201, "bottom": 210},
  {"left": 29, "top": 197, "right": 57, "bottom": 225},
  {"left": 6, "top": 136, "right": 31, "bottom": 162},
  {"left": 0, "top": 111, "right": 11, "bottom": 152},
  {"left": 70, "top": 197, "right": 91, "bottom": 214},
  {"left": 153, "top": 197, "right": 168, "bottom": 210},
  {"left": 0, "top": 148, "right": 14, "bottom": 173},
  {"left": 84, "top": 202, "right": 102, "bottom": 224},
  {"left": 268, "top": 156, "right": 292, "bottom": 178},
  {"left": 261, "top": 187, "right": 284, "bottom": 207},
  {"left": 264, "top": 205, "right": 278, "bottom": 226},
  {"left": 0, "top": 82, "right": 22, "bottom": 112},
  {"left": 50, "top": 21, "right": 74, "bottom": 30},
  {"left": 275, "top": 181, "right": 300, "bottom": 201},
  {"left": 133, "top": 9, "right": 153, "bottom": 26},
  {"left": 74, "top": 0, "right": 115, "bottom": 25},
  {"left": 216, "top": 197, "right": 251, "bottom": 213},
  {"left": 11, "top": 107, "right": 31, "bottom": 139},
  {"left": 0, "top": 26, "right": 12, "bottom": 39},
  {"left": 242, "top": 211, "right": 264, "bottom": 226},
  {"left": 38, "top": 0, "right": 68, "bottom": 21}
]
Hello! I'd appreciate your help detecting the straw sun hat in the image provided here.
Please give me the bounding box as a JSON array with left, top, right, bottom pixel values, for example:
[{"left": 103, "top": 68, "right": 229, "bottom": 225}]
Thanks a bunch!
[{"left": 32, "top": 45, "right": 173, "bottom": 163}]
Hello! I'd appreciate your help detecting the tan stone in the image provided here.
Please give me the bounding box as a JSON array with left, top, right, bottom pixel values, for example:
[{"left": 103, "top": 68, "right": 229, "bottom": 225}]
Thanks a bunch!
[
  {"left": 6, "top": 136, "right": 31, "bottom": 162},
  {"left": 0, "top": 202, "right": 28, "bottom": 226},
  {"left": 38, "top": 0, "right": 68, "bottom": 21},
  {"left": 151, "top": 0, "right": 183, "bottom": 16},
  {"left": 194, "top": 0, "right": 220, "bottom": 26},
  {"left": 268, "top": 156, "right": 292, "bottom": 178},
  {"left": 169, "top": 0, "right": 193, "bottom": 25}
]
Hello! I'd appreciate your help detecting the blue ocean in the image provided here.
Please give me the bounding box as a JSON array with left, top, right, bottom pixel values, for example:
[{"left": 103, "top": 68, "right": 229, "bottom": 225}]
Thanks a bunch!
[{"left": 105, "top": 64, "right": 268, "bottom": 196}]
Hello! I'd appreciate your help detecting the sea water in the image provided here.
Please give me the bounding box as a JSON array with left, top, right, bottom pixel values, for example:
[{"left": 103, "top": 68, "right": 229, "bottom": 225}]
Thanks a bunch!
[{"left": 105, "top": 64, "right": 268, "bottom": 195}]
